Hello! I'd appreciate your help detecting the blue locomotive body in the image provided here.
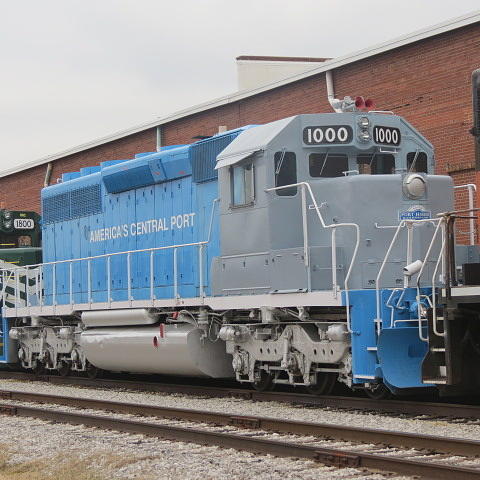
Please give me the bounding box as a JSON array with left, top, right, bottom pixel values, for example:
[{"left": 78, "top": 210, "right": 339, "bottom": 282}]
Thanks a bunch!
[{"left": 40, "top": 130, "right": 248, "bottom": 306}]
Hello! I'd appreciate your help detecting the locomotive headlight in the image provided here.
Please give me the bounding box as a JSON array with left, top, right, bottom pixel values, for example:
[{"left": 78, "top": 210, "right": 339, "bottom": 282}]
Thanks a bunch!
[
  {"left": 403, "top": 173, "right": 426, "bottom": 199},
  {"left": 358, "top": 116, "right": 370, "bottom": 128},
  {"left": 3, "top": 211, "right": 11, "bottom": 220},
  {"left": 358, "top": 129, "right": 371, "bottom": 142},
  {"left": 3, "top": 220, "right": 12, "bottom": 229}
]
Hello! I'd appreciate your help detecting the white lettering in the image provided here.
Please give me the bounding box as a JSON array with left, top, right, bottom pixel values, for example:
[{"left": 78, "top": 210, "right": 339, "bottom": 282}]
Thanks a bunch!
[{"left": 88, "top": 212, "right": 196, "bottom": 242}]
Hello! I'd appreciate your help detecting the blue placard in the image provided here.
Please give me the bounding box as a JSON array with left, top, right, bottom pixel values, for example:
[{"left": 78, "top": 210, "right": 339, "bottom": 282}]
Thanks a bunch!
[{"left": 398, "top": 208, "right": 431, "bottom": 220}]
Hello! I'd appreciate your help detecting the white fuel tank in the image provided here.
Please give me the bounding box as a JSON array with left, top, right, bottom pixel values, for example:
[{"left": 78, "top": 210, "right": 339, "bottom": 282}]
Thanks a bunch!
[{"left": 80, "top": 323, "right": 234, "bottom": 378}]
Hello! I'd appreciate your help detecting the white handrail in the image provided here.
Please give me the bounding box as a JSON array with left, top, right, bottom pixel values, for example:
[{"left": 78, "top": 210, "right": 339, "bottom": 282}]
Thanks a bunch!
[
  {"left": 414, "top": 218, "right": 445, "bottom": 341},
  {"left": 265, "top": 181, "right": 360, "bottom": 334},
  {"left": 375, "top": 217, "right": 443, "bottom": 338},
  {"left": 1, "top": 197, "right": 222, "bottom": 310},
  {"left": 453, "top": 184, "right": 476, "bottom": 245},
  {"left": 430, "top": 224, "right": 446, "bottom": 338}
]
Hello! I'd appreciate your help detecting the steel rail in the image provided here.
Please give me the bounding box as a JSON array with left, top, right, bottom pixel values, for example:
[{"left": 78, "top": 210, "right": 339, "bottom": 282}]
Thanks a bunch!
[
  {"left": 0, "top": 403, "right": 479, "bottom": 480},
  {"left": 1, "top": 389, "right": 479, "bottom": 457},
  {"left": 1, "top": 371, "right": 480, "bottom": 420}
]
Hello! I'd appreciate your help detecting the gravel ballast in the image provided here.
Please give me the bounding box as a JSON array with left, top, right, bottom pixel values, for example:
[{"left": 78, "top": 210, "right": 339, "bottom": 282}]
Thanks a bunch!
[
  {"left": 0, "top": 378, "right": 476, "bottom": 479},
  {"left": 0, "top": 378, "right": 479, "bottom": 440}
]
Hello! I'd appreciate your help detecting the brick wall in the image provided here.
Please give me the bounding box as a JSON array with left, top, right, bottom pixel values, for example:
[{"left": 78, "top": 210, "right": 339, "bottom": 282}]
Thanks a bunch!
[
  {"left": 0, "top": 128, "right": 156, "bottom": 212},
  {"left": 2, "top": 23, "right": 479, "bottom": 215}
]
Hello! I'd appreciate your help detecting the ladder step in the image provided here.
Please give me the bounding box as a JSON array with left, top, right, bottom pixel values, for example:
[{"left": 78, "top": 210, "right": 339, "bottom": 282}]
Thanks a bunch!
[{"left": 423, "top": 378, "right": 448, "bottom": 384}]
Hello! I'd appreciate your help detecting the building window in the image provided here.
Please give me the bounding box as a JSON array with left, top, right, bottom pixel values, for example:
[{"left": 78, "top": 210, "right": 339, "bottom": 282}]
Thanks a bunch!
[
  {"left": 309, "top": 153, "right": 348, "bottom": 177},
  {"left": 407, "top": 151, "right": 428, "bottom": 173},
  {"left": 231, "top": 163, "right": 254, "bottom": 206},
  {"left": 357, "top": 154, "right": 395, "bottom": 174},
  {"left": 274, "top": 151, "right": 297, "bottom": 196}
]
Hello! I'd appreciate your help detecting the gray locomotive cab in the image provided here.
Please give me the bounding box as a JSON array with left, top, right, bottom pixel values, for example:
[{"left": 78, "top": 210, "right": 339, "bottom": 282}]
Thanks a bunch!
[{"left": 212, "top": 113, "right": 453, "bottom": 295}]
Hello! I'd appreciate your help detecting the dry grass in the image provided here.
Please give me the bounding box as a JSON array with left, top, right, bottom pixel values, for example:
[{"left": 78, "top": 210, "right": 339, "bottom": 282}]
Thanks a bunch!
[{"left": 0, "top": 444, "right": 155, "bottom": 480}]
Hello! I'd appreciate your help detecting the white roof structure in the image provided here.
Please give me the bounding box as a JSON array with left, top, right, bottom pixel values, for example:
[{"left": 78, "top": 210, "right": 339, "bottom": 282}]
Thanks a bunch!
[
  {"left": 3, "top": 10, "right": 480, "bottom": 179},
  {"left": 216, "top": 116, "right": 295, "bottom": 169}
]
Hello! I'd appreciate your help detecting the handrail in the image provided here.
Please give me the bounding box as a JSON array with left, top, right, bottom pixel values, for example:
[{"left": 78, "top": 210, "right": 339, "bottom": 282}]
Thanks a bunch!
[
  {"left": 1, "top": 241, "right": 207, "bottom": 309},
  {"left": 265, "top": 182, "right": 360, "bottom": 334},
  {"left": 375, "top": 217, "right": 443, "bottom": 338},
  {"left": 430, "top": 224, "right": 447, "bottom": 338},
  {"left": 0, "top": 240, "right": 209, "bottom": 272},
  {"left": 1, "top": 198, "right": 222, "bottom": 310},
  {"left": 414, "top": 217, "right": 445, "bottom": 341},
  {"left": 453, "top": 184, "right": 476, "bottom": 245}
]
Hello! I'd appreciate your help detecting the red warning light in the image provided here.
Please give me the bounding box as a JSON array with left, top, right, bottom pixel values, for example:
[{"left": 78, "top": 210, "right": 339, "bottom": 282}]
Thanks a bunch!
[
  {"left": 365, "top": 98, "right": 375, "bottom": 109},
  {"left": 355, "top": 96, "right": 365, "bottom": 108}
]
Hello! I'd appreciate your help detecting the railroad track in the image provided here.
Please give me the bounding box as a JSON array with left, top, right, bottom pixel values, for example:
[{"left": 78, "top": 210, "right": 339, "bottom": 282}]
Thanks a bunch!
[
  {"left": 1, "top": 370, "right": 480, "bottom": 420},
  {"left": 0, "top": 389, "right": 479, "bottom": 479}
]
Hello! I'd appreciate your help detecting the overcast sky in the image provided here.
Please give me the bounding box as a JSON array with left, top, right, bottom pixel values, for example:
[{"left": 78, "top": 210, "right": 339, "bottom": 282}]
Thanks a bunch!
[{"left": 1, "top": 1, "right": 479, "bottom": 172}]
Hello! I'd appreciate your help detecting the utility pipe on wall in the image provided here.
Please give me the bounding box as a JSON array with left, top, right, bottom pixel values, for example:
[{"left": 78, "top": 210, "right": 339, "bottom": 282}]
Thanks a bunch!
[
  {"left": 325, "top": 70, "right": 342, "bottom": 113},
  {"left": 44, "top": 162, "right": 53, "bottom": 187}
]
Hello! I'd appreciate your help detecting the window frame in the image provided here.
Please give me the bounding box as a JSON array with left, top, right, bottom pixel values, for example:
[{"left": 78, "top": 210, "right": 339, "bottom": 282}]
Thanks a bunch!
[
  {"left": 356, "top": 153, "right": 396, "bottom": 175},
  {"left": 274, "top": 151, "right": 298, "bottom": 196},
  {"left": 309, "top": 152, "right": 349, "bottom": 178},
  {"left": 230, "top": 162, "right": 255, "bottom": 208},
  {"left": 406, "top": 151, "right": 428, "bottom": 174}
]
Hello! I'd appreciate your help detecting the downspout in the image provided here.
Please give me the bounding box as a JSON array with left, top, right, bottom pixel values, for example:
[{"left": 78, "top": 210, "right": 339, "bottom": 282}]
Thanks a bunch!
[
  {"left": 156, "top": 126, "right": 162, "bottom": 152},
  {"left": 325, "top": 70, "right": 342, "bottom": 113},
  {"left": 44, "top": 162, "right": 53, "bottom": 187}
]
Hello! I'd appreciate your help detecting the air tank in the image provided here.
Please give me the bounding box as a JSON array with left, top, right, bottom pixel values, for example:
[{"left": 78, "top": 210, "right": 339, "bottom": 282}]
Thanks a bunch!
[{"left": 80, "top": 323, "right": 234, "bottom": 378}]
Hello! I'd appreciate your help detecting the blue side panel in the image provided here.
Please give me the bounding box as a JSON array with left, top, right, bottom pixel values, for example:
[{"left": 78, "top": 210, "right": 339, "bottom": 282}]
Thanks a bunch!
[
  {"left": 378, "top": 328, "right": 428, "bottom": 388},
  {"left": 346, "top": 289, "right": 379, "bottom": 382},
  {"left": 345, "top": 287, "right": 430, "bottom": 389},
  {"left": 153, "top": 182, "right": 172, "bottom": 297},
  {"left": 134, "top": 185, "right": 155, "bottom": 295},
  {"left": 195, "top": 181, "right": 220, "bottom": 295}
]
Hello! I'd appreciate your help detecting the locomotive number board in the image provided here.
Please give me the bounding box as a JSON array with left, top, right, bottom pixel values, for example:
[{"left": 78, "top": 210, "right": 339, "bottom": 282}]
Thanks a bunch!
[
  {"left": 303, "top": 125, "right": 353, "bottom": 145},
  {"left": 14, "top": 218, "right": 35, "bottom": 229},
  {"left": 373, "top": 126, "right": 401, "bottom": 146}
]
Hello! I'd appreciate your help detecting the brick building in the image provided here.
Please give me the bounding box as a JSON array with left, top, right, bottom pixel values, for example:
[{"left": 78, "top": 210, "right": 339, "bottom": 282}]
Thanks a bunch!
[{"left": 1, "top": 12, "right": 479, "bottom": 213}]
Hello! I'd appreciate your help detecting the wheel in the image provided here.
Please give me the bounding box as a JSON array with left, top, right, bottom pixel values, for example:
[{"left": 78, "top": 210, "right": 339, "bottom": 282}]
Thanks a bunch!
[
  {"left": 57, "top": 361, "right": 71, "bottom": 377},
  {"left": 252, "top": 371, "right": 274, "bottom": 392},
  {"left": 85, "top": 362, "right": 100, "bottom": 379},
  {"left": 306, "top": 372, "right": 337, "bottom": 395},
  {"left": 365, "top": 383, "right": 392, "bottom": 400}
]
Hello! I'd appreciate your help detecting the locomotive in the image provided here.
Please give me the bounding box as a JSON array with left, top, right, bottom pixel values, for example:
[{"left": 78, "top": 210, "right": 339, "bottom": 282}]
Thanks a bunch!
[
  {"left": 0, "top": 209, "right": 41, "bottom": 363},
  {"left": 2, "top": 83, "right": 480, "bottom": 397}
]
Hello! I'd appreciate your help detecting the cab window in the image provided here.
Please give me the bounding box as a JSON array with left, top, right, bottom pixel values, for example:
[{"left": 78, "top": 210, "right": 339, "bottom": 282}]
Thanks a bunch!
[
  {"left": 231, "top": 163, "right": 254, "bottom": 206},
  {"left": 274, "top": 151, "right": 297, "bottom": 196},
  {"left": 407, "top": 151, "right": 428, "bottom": 173},
  {"left": 357, "top": 154, "right": 395, "bottom": 174},
  {"left": 309, "top": 153, "right": 348, "bottom": 177}
]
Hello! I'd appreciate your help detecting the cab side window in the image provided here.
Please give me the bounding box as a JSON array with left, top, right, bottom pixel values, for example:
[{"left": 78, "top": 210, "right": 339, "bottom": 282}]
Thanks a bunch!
[
  {"left": 309, "top": 153, "right": 348, "bottom": 177},
  {"left": 274, "top": 151, "right": 297, "bottom": 196},
  {"left": 357, "top": 154, "right": 395, "bottom": 174},
  {"left": 407, "top": 152, "right": 428, "bottom": 173},
  {"left": 231, "top": 163, "right": 254, "bottom": 206}
]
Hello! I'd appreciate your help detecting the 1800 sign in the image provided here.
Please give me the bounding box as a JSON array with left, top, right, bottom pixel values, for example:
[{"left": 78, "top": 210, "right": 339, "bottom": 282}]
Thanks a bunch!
[{"left": 303, "top": 125, "right": 353, "bottom": 145}]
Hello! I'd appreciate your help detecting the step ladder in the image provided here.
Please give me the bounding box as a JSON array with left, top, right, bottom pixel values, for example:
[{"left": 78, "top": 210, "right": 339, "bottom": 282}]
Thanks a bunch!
[{"left": 422, "top": 307, "right": 461, "bottom": 386}]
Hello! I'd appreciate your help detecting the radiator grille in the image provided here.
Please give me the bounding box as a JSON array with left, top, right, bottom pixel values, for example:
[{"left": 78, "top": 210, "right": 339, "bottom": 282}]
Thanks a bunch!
[
  {"left": 191, "top": 132, "right": 240, "bottom": 183},
  {"left": 43, "top": 185, "right": 102, "bottom": 224}
]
